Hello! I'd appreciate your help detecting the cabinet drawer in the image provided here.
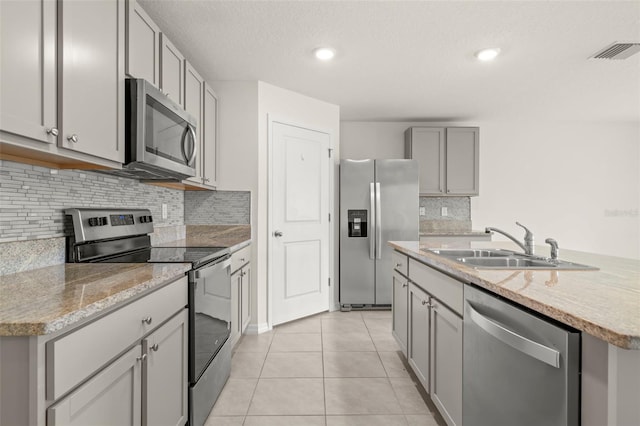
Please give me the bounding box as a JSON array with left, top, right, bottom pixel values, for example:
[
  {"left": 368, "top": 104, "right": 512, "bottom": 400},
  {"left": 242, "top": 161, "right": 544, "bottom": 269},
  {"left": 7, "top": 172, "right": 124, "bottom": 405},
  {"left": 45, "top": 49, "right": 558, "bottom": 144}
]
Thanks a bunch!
[
  {"left": 392, "top": 251, "right": 408, "bottom": 276},
  {"left": 409, "top": 259, "right": 463, "bottom": 316},
  {"left": 231, "top": 244, "right": 251, "bottom": 273},
  {"left": 46, "top": 276, "right": 187, "bottom": 400}
]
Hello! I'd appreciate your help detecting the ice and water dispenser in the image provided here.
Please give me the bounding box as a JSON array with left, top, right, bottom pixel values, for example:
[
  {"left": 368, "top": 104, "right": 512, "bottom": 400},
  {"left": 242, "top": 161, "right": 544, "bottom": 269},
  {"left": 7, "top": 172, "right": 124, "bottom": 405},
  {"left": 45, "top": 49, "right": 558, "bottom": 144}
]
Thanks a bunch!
[{"left": 347, "top": 210, "right": 368, "bottom": 237}]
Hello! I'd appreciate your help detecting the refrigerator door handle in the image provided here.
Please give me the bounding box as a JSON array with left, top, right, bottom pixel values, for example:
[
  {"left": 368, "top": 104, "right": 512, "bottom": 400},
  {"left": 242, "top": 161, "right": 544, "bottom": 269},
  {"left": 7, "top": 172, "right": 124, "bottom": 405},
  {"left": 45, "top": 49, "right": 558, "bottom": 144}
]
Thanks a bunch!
[
  {"left": 376, "top": 182, "right": 382, "bottom": 259},
  {"left": 369, "top": 182, "right": 375, "bottom": 260}
]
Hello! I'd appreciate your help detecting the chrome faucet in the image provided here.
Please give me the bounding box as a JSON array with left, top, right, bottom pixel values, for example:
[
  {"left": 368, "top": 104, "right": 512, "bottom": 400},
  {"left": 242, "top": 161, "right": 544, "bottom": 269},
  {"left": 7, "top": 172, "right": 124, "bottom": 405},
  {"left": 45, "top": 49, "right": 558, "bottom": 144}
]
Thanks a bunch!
[
  {"left": 485, "top": 221, "right": 535, "bottom": 255},
  {"left": 545, "top": 238, "right": 559, "bottom": 261}
]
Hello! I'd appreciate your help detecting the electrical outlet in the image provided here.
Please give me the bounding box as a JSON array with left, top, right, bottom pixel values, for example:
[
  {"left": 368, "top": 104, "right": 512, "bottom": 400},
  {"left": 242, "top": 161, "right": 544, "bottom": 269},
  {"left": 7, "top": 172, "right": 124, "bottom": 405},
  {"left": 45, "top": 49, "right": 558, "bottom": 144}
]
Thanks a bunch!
[
  {"left": 162, "top": 203, "right": 168, "bottom": 220},
  {"left": 441, "top": 207, "right": 448, "bottom": 217},
  {"left": 419, "top": 207, "right": 426, "bottom": 216}
]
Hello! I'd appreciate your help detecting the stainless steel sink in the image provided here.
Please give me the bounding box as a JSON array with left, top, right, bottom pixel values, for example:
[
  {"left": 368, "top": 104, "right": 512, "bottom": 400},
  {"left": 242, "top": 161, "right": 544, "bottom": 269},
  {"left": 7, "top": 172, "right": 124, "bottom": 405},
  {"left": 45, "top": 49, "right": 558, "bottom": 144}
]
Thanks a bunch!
[
  {"left": 459, "top": 257, "right": 554, "bottom": 268},
  {"left": 429, "top": 249, "right": 513, "bottom": 258},
  {"left": 429, "top": 248, "right": 598, "bottom": 270},
  {"left": 460, "top": 256, "right": 597, "bottom": 270}
]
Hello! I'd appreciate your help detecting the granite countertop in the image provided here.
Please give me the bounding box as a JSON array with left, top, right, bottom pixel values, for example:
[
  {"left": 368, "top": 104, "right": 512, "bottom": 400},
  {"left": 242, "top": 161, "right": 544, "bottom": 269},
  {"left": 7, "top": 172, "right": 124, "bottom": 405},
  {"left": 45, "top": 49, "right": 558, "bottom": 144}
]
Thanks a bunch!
[
  {"left": 390, "top": 240, "right": 640, "bottom": 350},
  {"left": 158, "top": 224, "right": 251, "bottom": 252},
  {"left": 0, "top": 263, "right": 191, "bottom": 337},
  {"left": 0, "top": 225, "right": 251, "bottom": 337}
]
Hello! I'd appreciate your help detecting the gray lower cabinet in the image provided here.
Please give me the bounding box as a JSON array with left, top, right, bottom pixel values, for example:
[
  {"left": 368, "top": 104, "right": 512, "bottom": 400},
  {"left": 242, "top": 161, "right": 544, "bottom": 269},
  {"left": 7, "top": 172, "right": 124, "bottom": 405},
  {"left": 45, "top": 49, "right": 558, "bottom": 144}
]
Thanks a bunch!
[
  {"left": 395, "top": 250, "right": 463, "bottom": 426},
  {"left": 231, "top": 268, "right": 242, "bottom": 345},
  {"left": 231, "top": 263, "right": 251, "bottom": 344},
  {"left": 59, "top": 0, "right": 125, "bottom": 163},
  {"left": 408, "top": 283, "right": 430, "bottom": 393},
  {"left": 240, "top": 263, "right": 252, "bottom": 332},
  {"left": 405, "top": 126, "right": 479, "bottom": 196},
  {"left": 47, "top": 344, "right": 142, "bottom": 426},
  {"left": 0, "top": 0, "right": 57, "bottom": 144},
  {"left": 392, "top": 271, "right": 409, "bottom": 356},
  {"left": 430, "top": 299, "right": 463, "bottom": 426},
  {"left": 144, "top": 310, "right": 188, "bottom": 426},
  {"left": 38, "top": 277, "right": 188, "bottom": 426}
]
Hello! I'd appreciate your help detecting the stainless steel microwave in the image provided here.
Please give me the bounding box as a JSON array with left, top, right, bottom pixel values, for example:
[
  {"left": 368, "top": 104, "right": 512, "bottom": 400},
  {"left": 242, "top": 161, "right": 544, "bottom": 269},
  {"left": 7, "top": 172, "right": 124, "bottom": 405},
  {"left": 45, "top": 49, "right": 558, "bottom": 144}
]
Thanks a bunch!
[{"left": 115, "top": 78, "right": 197, "bottom": 180}]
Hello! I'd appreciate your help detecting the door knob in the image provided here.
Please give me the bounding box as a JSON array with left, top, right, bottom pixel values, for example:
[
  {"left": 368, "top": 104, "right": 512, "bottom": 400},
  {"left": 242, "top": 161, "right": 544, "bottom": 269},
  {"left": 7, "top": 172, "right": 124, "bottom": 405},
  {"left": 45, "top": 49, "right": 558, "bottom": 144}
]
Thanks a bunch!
[{"left": 274, "top": 230, "right": 283, "bottom": 237}]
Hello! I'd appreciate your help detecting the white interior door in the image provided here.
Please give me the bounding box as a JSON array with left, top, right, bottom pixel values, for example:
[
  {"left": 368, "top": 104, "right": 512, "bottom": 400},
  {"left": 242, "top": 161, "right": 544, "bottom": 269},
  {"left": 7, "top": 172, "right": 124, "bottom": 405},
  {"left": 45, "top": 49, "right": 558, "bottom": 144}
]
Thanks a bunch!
[{"left": 270, "top": 121, "right": 330, "bottom": 325}]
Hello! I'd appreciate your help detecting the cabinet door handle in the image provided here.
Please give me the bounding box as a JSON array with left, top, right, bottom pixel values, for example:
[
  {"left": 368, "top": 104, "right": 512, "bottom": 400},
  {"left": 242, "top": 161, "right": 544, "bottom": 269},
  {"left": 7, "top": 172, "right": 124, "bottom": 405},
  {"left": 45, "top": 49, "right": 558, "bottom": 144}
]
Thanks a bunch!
[
  {"left": 46, "top": 127, "right": 59, "bottom": 136},
  {"left": 402, "top": 283, "right": 408, "bottom": 288},
  {"left": 395, "top": 263, "right": 402, "bottom": 268},
  {"left": 136, "top": 353, "right": 147, "bottom": 362},
  {"left": 67, "top": 134, "right": 78, "bottom": 143},
  {"left": 142, "top": 316, "right": 153, "bottom": 325},
  {"left": 421, "top": 300, "right": 431, "bottom": 307},
  {"left": 150, "top": 344, "right": 159, "bottom": 352}
]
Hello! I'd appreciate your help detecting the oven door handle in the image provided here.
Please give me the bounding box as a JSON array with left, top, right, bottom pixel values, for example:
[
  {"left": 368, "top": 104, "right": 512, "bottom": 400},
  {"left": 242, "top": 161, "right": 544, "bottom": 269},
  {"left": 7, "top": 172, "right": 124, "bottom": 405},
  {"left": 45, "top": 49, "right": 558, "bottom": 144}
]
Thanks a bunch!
[{"left": 195, "top": 258, "right": 231, "bottom": 279}]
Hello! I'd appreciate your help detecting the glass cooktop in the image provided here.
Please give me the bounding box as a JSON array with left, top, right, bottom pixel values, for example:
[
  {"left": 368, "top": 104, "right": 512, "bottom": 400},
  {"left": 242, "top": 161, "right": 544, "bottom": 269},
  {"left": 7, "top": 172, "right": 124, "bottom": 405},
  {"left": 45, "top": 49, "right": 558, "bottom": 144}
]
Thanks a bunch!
[{"left": 100, "top": 246, "right": 229, "bottom": 268}]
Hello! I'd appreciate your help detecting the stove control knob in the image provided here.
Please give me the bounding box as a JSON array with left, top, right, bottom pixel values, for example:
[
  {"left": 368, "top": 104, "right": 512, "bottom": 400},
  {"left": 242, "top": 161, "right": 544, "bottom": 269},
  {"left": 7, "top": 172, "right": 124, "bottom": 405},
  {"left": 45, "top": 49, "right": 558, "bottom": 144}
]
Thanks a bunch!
[
  {"left": 139, "top": 215, "right": 153, "bottom": 223},
  {"left": 88, "top": 217, "right": 108, "bottom": 227}
]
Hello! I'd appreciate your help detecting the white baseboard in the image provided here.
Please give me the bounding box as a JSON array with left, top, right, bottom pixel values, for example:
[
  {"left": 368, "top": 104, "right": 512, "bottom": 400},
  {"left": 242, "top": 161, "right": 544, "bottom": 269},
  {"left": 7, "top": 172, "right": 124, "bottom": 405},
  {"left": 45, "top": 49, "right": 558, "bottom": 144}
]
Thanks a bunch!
[{"left": 244, "top": 322, "right": 271, "bottom": 335}]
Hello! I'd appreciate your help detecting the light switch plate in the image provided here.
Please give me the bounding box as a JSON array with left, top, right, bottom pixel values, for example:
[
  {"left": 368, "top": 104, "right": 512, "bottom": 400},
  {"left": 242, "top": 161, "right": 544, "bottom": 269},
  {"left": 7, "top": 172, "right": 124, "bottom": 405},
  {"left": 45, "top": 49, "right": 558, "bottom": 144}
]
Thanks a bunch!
[
  {"left": 162, "top": 204, "right": 168, "bottom": 220},
  {"left": 419, "top": 207, "right": 426, "bottom": 216},
  {"left": 441, "top": 207, "right": 448, "bottom": 216}
]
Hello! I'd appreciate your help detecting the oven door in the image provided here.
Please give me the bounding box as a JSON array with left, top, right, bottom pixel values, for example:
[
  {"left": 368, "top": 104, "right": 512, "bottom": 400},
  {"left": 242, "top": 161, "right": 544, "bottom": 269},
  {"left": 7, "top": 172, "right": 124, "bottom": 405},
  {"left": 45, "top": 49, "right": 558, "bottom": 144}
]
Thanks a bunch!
[
  {"left": 127, "top": 78, "right": 197, "bottom": 179},
  {"left": 189, "top": 257, "right": 231, "bottom": 383}
]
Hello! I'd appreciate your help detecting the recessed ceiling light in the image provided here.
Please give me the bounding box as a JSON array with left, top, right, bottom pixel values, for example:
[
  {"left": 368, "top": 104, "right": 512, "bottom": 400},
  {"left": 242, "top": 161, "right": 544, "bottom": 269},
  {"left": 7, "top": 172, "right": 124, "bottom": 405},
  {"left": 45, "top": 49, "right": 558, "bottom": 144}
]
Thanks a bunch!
[
  {"left": 475, "top": 48, "right": 501, "bottom": 62},
  {"left": 314, "top": 47, "right": 335, "bottom": 61}
]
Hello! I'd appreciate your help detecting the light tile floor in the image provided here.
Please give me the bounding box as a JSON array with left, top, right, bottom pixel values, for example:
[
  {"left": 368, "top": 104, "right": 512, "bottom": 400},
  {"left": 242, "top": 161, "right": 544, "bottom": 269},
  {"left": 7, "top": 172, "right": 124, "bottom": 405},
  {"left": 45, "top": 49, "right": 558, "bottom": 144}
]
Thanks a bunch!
[{"left": 205, "top": 310, "right": 444, "bottom": 426}]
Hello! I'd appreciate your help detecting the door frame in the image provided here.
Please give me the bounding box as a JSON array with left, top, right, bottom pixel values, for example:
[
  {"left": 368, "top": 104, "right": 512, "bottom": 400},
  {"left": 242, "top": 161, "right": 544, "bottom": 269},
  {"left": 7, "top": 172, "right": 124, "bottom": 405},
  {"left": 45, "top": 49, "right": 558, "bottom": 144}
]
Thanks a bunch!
[{"left": 267, "top": 115, "right": 336, "bottom": 328}]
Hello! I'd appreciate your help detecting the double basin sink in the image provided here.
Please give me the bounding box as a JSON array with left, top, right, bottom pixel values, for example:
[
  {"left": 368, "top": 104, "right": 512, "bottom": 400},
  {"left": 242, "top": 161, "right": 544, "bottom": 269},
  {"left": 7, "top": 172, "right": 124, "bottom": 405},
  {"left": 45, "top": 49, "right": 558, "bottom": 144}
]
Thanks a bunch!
[{"left": 429, "top": 249, "right": 597, "bottom": 270}]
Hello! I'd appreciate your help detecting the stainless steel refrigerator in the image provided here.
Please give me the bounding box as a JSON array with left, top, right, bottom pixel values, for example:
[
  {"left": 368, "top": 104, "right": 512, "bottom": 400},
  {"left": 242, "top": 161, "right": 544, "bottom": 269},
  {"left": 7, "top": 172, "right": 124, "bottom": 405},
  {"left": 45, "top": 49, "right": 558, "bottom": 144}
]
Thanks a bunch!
[{"left": 339, "top": 159, "right": 419, "bottom": 308}]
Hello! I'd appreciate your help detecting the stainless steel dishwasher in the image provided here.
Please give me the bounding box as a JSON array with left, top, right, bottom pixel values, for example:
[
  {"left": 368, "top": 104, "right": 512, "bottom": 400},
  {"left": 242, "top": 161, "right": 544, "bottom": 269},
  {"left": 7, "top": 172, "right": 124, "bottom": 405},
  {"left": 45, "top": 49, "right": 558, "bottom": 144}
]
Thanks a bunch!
[{"left": 463, "top": 284, "right": 580, "bottom": 426}]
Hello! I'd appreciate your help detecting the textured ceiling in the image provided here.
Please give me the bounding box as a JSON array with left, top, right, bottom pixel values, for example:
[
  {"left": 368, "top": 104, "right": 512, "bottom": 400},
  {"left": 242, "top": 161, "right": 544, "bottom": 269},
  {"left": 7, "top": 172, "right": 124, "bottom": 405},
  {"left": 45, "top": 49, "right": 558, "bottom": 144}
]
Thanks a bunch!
[{"left": 139, "top": 0, "right": 640, "bottom": 123}]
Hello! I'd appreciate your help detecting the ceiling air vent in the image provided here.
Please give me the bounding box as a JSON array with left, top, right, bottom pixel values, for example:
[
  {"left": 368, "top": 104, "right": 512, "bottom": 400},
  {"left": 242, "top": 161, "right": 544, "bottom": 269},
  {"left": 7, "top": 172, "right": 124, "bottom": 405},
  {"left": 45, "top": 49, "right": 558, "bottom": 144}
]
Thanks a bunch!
[{"left": 590, "top": 42, "right": 640, "bottom": 60}]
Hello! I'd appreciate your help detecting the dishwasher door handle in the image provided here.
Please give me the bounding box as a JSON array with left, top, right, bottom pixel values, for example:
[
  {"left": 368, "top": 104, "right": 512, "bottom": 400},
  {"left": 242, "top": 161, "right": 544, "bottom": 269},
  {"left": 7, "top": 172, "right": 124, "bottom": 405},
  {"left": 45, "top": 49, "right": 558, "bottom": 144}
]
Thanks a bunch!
[{"left": 468, "top": 302, "right": 560, "bottom": 368}]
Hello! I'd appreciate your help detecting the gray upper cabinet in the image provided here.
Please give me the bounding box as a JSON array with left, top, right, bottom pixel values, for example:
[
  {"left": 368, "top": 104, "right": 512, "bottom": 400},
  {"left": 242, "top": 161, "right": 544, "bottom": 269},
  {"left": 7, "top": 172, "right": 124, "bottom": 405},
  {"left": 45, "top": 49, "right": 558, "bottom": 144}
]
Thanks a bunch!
[
  {"left": 125, "top": 0, "right": 160, "bottom": 86},
  {"left": 59, "top": 0, "right": 125, "bottom": 163},
  {"left": 160, "top": 34, "right": 185, "bottom": 106},
  {"left": 0, "top": 0, "right": 57, "bottom": 144},
  {"left": 203, "top": 83, "right": 218, "bottom": 187},
  {"left": 184, "top": 61, "right": 204, "bottom": 184},
  {"left": 405, "top": 126, "right": 479, "bottom": 196}
]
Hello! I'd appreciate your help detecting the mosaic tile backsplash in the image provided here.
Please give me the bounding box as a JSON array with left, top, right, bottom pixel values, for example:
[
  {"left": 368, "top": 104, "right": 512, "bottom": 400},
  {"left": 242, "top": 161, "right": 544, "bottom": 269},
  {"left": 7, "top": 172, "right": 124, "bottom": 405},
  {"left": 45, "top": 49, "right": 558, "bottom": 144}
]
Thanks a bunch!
[
  {"left": 0, "top": 160, "right": 184, "bottom": 243},
  {"left": 184, "top": 190, "right": 251, "bottom": 225}
]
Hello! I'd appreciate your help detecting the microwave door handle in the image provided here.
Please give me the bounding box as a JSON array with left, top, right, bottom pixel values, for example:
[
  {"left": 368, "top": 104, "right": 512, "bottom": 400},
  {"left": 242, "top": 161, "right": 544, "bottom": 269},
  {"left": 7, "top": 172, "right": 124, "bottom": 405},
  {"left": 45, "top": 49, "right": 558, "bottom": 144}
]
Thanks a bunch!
[{"left": 182, "top": 126, "right": 198, "bottom": 165}]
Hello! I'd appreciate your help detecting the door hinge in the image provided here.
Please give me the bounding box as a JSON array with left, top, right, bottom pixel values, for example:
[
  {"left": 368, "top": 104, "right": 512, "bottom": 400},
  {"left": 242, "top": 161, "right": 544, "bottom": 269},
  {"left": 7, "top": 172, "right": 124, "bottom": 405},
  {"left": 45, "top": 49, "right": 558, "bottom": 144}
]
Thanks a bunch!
[
  {"left": 328, "top": 148, "right": 333, "bottom": 158},
  {"left": 328, "top": 278, "right": 331, "bottom": 287},
  {"left": 328, "top": 213, "right": 331, "bottom": 222}
]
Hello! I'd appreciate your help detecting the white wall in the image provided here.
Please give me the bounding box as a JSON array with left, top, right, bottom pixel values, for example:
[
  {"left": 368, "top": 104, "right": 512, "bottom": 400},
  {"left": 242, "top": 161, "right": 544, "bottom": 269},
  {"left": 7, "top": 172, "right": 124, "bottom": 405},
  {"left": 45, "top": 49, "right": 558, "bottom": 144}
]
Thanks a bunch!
[
  {"left": 214, "top": 80, "right": 340, "bottom": 331},
  {"left": 341, "top": 120, "right": 640, "bottom": 259},
  {"left": 258, "top": 82, "right": 341, "bottom": 325}
]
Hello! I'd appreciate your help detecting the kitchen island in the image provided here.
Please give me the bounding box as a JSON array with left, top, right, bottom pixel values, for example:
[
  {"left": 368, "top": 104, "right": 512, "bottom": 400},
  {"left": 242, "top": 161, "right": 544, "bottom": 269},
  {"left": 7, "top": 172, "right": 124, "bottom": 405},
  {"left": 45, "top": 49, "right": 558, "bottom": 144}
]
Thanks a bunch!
[{"left": 390, "top": 240, "right": 640, "bottom": 426}]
